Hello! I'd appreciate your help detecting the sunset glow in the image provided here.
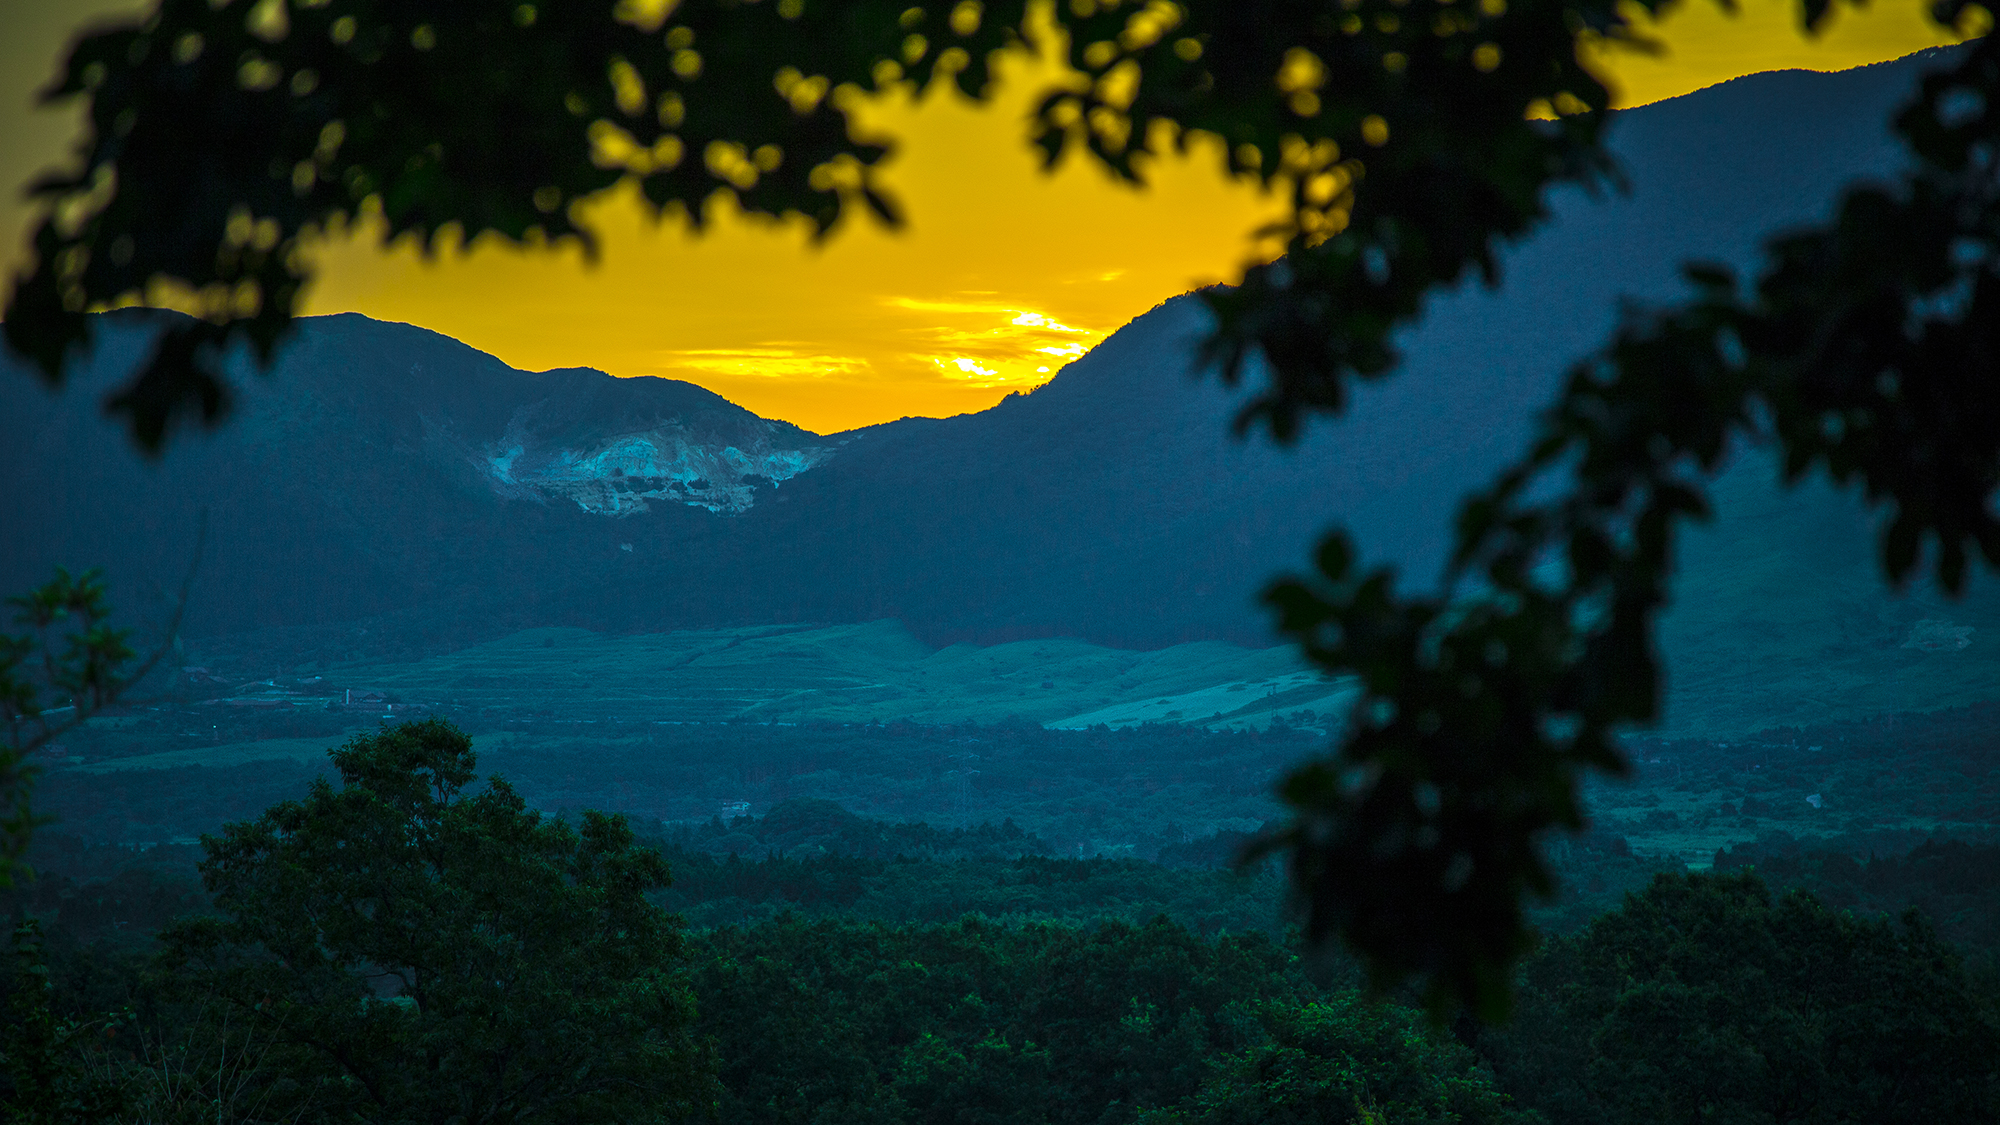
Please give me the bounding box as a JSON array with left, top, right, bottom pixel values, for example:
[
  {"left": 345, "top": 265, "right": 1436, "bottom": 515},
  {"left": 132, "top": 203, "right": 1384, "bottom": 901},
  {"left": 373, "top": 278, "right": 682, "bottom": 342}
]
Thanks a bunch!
[{"left": 0, "top": 0, "right": 1980, "bottom": 433}]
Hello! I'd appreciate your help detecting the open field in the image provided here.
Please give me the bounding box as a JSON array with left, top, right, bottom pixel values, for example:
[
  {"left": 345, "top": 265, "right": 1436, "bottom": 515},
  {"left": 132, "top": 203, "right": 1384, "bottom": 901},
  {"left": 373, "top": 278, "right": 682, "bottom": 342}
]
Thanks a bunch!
[{"left": 320, "top": 620, "right": 1348, "bottom": 731}]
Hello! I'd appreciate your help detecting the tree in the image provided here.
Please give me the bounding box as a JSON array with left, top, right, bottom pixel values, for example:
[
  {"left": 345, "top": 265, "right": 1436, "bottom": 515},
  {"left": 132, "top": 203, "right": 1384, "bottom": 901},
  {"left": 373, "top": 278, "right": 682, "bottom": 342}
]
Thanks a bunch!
[
  {"left": 1135, "top": 994, "right": 1530, "bottom": 1125},
  {"left": 1482, "top": 870, "right": 2000, "bottom": 1123},
  {"left": 0, "top": 920, "right": 132, "bottom": 1125},
  {"left": 689, "top": 912, "right": 1315, "bottom": 1125},
  {"left": 1, "top": 570, "right": 145, "bottom": 888},
  {"left": 156, "top": 718, "right": 715, "bottom": 1124},
  {"left": 7, "top": 0, "right": 1997, "bottom": 1018}
]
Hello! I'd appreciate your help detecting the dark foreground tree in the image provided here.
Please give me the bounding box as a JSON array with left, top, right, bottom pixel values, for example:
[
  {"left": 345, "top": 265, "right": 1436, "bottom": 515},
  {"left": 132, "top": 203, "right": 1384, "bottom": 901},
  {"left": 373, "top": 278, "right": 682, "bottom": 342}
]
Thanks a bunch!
[
  {"left": 693, "top": 912, "right": 1310, "bottom": 1124},
  {"left": 1136, "top": 994, "right": 1530, "bottom": 1125},
  {"left": 8, "top": 0, "right": 1998, "bottom": 1016},
  {"left": 157, "top": 718, "right": 714, "bottom": 1124},
  {"left": 1484, "top": 870, "right": 2000, "bottom": 1123},
  {"left": 0, "top": 920, "right": 131, "bottom": 1124}
]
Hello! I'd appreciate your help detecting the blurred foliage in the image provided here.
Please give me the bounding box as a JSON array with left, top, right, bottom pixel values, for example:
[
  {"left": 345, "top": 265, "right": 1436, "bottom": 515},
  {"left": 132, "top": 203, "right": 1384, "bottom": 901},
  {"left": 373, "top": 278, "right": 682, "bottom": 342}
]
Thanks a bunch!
[
  {"left": 7, "top": 0, "right": 2000, "bottom": 1019},
  {"left": 0, "top": 571, "right": 140, "bottom": 889},
  {"left": 5, "top": 0, "right": 1673, "bottom": 446},
  {"left": 1251, "top": 14, "right": 2000, "bottom": 1018}
]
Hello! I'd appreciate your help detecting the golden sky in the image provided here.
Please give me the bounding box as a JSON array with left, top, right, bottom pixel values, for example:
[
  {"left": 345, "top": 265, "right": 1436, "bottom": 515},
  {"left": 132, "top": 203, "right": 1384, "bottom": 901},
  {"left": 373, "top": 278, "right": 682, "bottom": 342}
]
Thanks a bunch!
[{"left": 0, "top": 0, "right": 1981, "bottom": 433}]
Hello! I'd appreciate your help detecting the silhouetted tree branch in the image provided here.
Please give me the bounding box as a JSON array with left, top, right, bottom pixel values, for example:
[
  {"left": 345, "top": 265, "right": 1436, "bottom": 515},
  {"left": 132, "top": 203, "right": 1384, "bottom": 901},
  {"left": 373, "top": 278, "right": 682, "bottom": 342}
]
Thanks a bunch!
[
  {"left": 0, "top": 527, "right": 202, "bottom": 887},
  {"left": 6, "top": 0, "right": 1996, "bottom": 1018}
]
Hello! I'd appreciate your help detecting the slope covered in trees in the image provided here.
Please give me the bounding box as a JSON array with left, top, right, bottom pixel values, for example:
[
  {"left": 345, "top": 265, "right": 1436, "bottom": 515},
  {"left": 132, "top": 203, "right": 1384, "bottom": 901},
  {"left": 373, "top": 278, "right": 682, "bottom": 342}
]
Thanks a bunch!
[
  {"left": 6, "top": 720, "right": 1998, "bottom": 1122},
  {"left": 8, "top": 0, "right": 1996, "bottom": 1016}
]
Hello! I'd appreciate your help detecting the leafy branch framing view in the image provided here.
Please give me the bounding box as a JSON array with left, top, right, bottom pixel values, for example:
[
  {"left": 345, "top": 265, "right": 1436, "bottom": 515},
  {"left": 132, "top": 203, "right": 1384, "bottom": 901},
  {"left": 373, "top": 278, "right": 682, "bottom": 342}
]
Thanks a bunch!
[{"left": 4, "top": 0, "right": 1998, "bottom": 1017}]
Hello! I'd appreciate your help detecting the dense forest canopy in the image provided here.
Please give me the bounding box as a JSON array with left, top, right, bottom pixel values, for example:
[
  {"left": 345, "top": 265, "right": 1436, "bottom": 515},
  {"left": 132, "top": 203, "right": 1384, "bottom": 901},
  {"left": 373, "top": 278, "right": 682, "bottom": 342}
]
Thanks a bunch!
[
  {"left": 5, "top": 719, "right": 1999, "bottom": 1121},
  {"left": 3, "top": 0, "right": 1997, "bottom": 1017}
]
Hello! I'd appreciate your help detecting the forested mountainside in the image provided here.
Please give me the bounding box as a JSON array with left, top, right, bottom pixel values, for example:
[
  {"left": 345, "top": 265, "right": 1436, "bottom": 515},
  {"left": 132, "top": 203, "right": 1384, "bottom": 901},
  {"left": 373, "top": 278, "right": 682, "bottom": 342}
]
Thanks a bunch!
[{"left": 4, "top": 51, "right": 1993, "bottom": 713}]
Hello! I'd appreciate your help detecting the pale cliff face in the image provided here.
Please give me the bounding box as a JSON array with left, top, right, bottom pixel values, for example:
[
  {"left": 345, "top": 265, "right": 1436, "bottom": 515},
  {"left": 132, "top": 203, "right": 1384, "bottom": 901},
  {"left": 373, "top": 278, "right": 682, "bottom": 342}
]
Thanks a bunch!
[{"left": 480, "top": 416, "right": 831, "bottom": 516}]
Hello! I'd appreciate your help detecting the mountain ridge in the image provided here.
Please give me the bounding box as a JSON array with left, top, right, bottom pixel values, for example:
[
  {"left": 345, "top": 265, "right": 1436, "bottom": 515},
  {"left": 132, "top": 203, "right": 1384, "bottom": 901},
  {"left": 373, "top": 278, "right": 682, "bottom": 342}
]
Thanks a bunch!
[{"left": 4, "top": 49, "right": 1997, "bottom": 733}]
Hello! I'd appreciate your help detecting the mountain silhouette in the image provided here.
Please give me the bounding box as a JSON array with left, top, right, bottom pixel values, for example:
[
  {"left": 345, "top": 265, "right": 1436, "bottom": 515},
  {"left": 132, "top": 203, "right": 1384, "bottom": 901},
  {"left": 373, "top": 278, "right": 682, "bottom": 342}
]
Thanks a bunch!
[{"left": 4, "top": 48, "right": 1994, "bottom": 729}]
